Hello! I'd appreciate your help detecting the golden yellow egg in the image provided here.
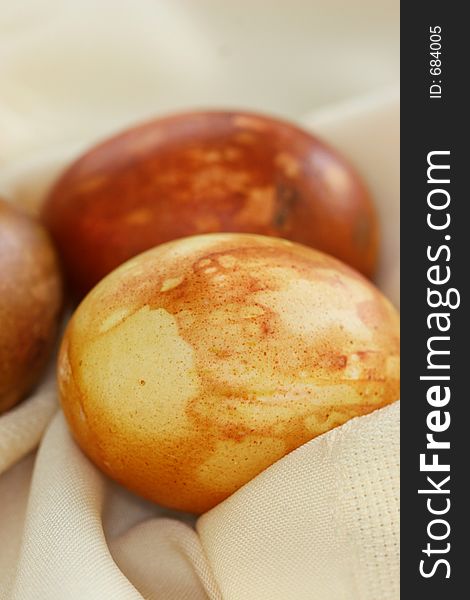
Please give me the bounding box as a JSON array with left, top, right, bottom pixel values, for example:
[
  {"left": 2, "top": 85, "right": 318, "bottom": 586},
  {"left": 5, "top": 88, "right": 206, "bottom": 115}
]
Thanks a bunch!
[{"left": 58, "top": 233, "right": 399, "bottom": 513}]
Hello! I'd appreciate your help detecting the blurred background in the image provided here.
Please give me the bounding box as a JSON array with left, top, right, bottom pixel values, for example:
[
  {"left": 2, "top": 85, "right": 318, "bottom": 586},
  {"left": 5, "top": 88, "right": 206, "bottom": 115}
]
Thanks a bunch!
[{"left": 0, "top": 0, "right": 399, "bottom": 165}]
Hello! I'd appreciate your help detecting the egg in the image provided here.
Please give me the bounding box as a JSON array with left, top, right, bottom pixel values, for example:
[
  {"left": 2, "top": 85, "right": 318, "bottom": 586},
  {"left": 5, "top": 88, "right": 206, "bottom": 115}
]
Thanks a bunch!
[
  {"left": 42, "top": 111, "right": 379, "bottom": 297},
  {"left": 58, "top": 233, "right": 399, "bottom": 513},
  {"left": 0, "top": 198, "right": 63, "bottom": 414}
]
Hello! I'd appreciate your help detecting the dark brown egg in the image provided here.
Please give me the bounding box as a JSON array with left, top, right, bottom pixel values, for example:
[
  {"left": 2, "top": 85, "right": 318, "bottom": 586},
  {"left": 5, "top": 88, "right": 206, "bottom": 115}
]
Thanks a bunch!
[
  {"left": 42, "top": 111, "right": 379, "bottom": 297},
  {"left": 0, "top": 198, "right": 63, "bottom": 414}
]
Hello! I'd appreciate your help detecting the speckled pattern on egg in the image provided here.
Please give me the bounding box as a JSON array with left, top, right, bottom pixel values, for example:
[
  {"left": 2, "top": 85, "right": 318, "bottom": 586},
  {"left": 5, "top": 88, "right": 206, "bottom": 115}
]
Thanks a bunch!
[
  {"left": 59, "top": 233, "right": 399, "bottom": 513},
  {"left": 42, "top": 111, "right": 379, "bottom": 297}
]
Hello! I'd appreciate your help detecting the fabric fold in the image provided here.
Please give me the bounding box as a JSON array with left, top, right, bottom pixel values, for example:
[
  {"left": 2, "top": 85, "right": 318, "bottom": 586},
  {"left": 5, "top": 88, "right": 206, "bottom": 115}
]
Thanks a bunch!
[{"left": 197, "top": 402, "right": 399, "bottom": 600}]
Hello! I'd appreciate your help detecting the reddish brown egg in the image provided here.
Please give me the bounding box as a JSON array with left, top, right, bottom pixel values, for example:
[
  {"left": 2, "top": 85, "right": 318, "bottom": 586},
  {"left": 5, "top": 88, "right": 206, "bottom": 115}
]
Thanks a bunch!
[{"left": 42, "top": 111, "right": 379, "bottom": 297}]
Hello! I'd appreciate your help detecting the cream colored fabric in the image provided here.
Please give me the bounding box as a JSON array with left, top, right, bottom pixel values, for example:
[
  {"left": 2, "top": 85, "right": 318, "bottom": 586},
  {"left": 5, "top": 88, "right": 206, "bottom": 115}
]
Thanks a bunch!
[
  {"left": 198, "top": 401, "right": 399, "bottom": 600},
  {"left": 0, "top": 2, "right": 399, "bottom": 598}
]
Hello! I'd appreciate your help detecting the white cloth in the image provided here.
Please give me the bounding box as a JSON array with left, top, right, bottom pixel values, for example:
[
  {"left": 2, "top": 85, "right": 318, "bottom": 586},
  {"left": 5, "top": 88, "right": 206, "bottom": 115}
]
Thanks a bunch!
[{"left": 0, "top": 2, "right": 399, "bottom": 598}]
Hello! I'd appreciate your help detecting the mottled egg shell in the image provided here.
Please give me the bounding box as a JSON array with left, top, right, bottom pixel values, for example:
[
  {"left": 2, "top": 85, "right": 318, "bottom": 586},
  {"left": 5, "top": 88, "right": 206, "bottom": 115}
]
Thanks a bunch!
[
  {"left": 58, "top": 233, "right": 399, "bottom": 513},
  {"left": 0, "top": 198, "right": 63, "bottom": 414},
  {"left": 42, "top": 111, "right": 379, "bottom": 297}
]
